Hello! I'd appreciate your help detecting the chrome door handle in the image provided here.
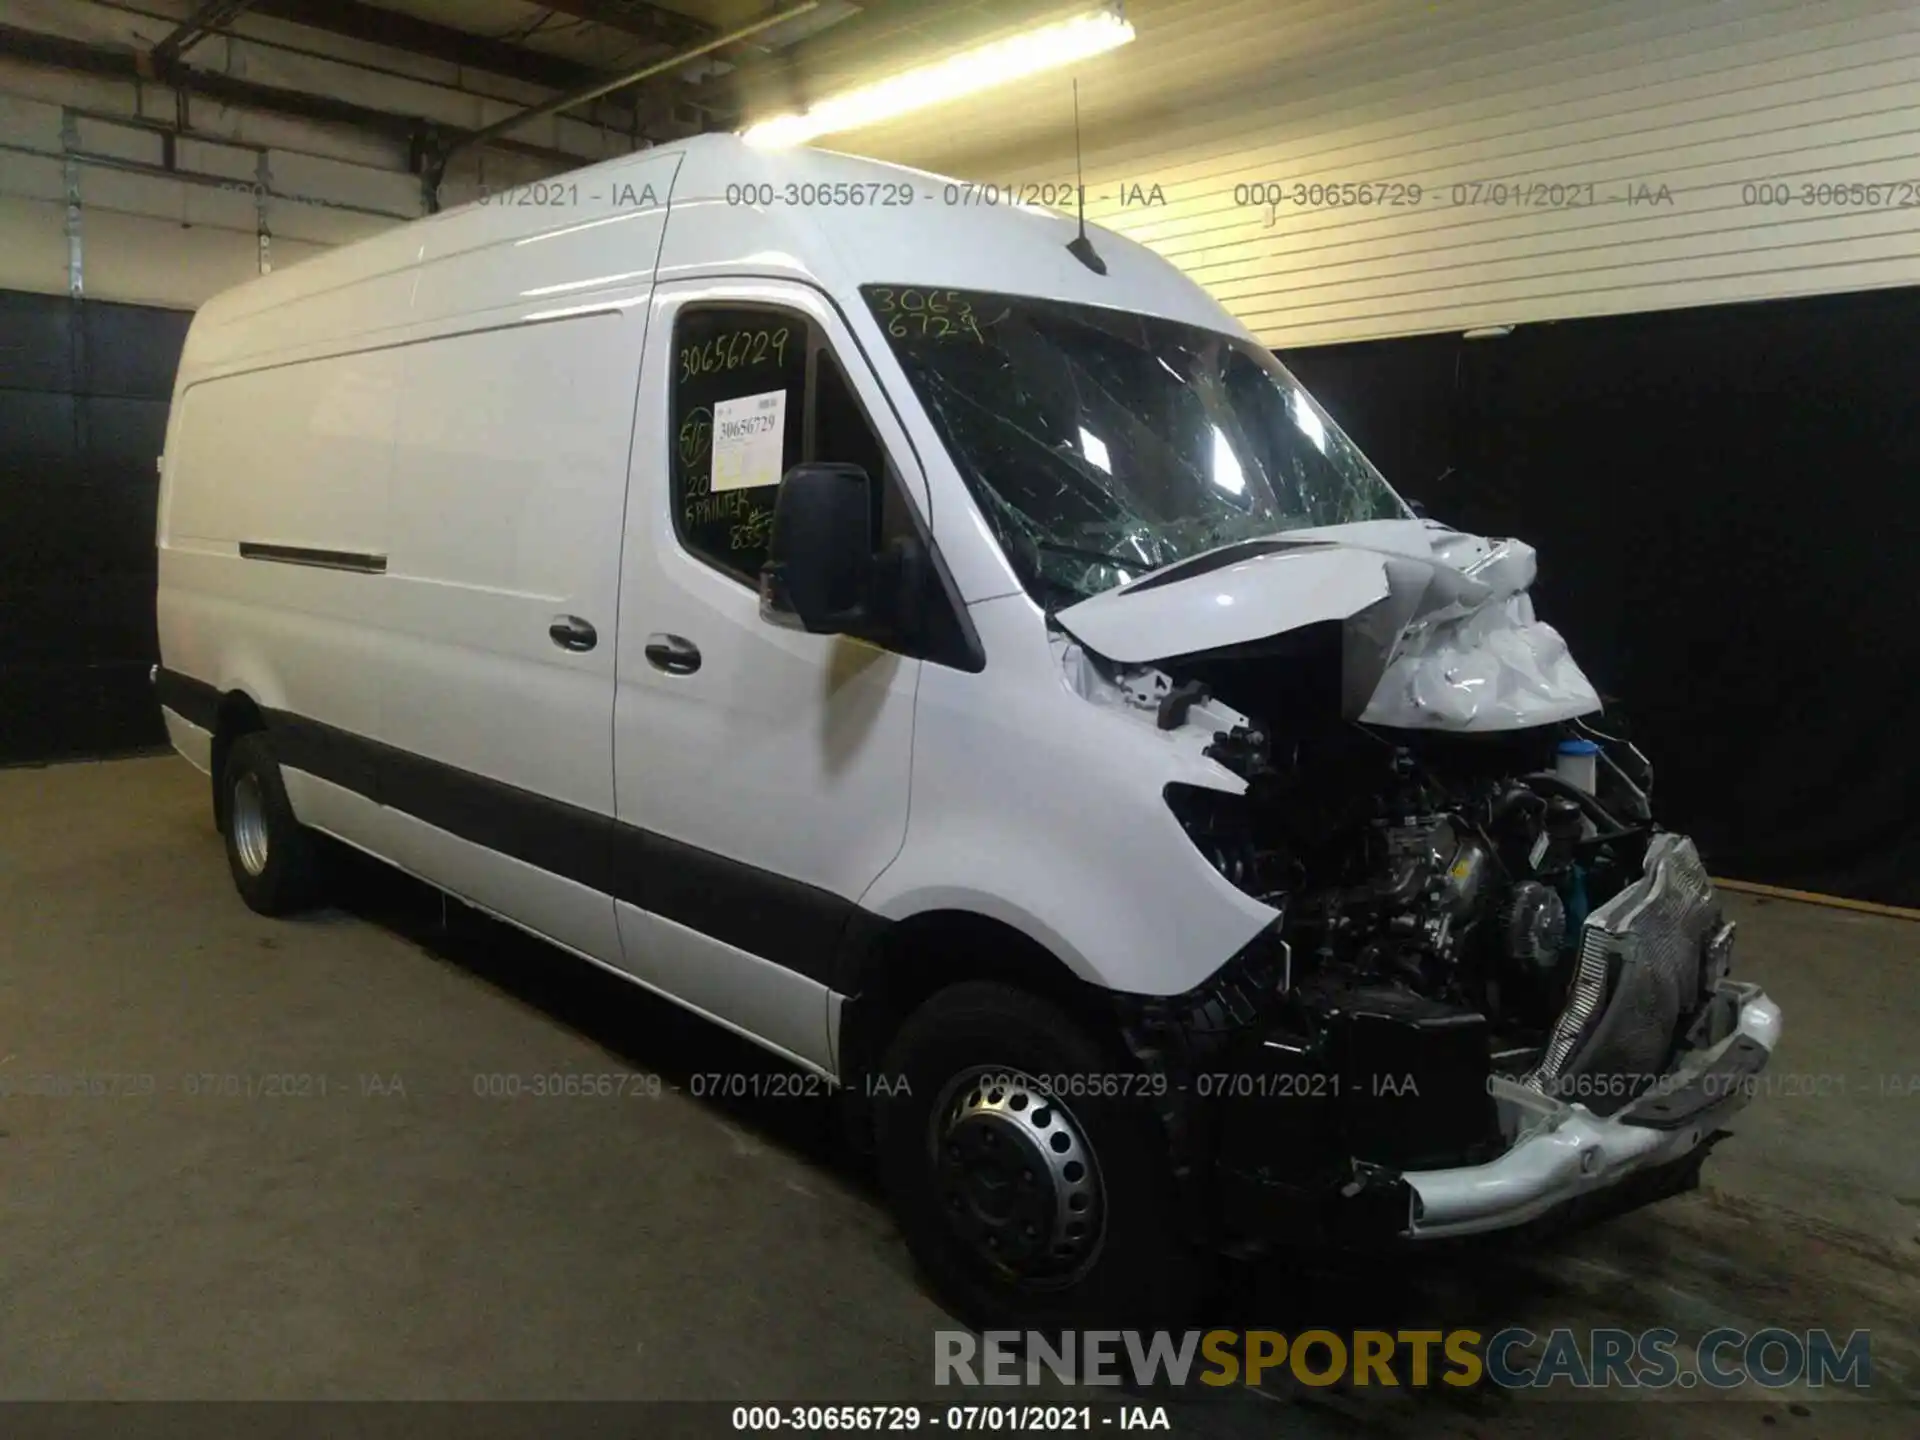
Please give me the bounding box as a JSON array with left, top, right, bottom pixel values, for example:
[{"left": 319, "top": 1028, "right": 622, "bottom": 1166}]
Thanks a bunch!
[
  {"left": 549, "top": 615, "right": 597, "bottom": 652},
  {"left": 644, "top": 632, "right": 701, "bottom": 674}
]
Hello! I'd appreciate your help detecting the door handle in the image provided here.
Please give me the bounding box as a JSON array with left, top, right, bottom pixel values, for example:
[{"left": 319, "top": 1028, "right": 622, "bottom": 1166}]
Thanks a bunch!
[
  {"left": 644, "top": 632, "right": 701, "bottom": 675},
  {"left": 549, "top": 615, "right": 598, "bottom": 652}
]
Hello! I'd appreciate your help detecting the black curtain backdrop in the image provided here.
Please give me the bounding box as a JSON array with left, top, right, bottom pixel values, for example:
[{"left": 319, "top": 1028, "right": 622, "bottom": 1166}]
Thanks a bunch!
[
  {"left": 1279, "top": 285, "right": 1920, "bottom": 909},
  {"left": 0, "top": 291, "right": 190, "bottom": 764}
]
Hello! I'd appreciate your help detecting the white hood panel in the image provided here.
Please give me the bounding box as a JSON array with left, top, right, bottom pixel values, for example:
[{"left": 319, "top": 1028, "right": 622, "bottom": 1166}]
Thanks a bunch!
[
  {"left": 1052, "top": 545, "right": 1392, "bottom": 665},
  {"left": 1054, "top": 521, "right": 1602, "bottom": 733}
]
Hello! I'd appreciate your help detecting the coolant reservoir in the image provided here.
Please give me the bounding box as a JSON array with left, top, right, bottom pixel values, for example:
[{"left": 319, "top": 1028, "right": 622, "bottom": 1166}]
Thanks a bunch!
[{"left": 1556, "top": 737, "right": 1600, "bottom": 794}]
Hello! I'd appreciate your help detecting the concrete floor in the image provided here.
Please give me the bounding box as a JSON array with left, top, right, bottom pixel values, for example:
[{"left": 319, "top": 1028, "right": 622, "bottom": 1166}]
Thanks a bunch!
[{"left": 1, "top": 756, "right": 1915, "bottom": 1435}]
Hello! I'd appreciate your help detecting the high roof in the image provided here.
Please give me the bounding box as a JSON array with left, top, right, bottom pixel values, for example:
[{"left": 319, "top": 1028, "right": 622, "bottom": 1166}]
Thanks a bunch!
[{"left": 180, "top": 134, "right": 1245, "bottom": 381}]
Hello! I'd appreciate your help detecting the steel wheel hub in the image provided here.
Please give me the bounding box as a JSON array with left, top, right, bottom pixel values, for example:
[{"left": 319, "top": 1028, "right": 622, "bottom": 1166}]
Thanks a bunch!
[
  {"left": 933, "top": 1069, "right": 1104, "bottom": 1283},
  {"left": 231, "top": 772, "right": 271, "bottom": 877}
]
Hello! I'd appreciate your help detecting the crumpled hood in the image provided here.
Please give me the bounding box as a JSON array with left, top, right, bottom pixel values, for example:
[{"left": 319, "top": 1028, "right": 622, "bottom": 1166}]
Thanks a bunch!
[{"left": 1053, "top": 519, "right": 1601, "bottom": 731}]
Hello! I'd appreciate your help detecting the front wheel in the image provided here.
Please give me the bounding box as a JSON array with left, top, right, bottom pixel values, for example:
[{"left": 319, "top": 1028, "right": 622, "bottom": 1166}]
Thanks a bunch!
[{"left": 874, "top": 981, "right": 1201, "bottom": 1331}]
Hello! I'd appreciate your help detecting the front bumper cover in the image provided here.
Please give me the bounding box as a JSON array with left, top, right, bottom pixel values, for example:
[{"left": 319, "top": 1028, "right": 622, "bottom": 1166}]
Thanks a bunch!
[
  {"left": 1210, "top": 978, "right": 1780, "bottom": 1246},
  {"left": 1191, "top": 806, "right": 1787, "bottom": 1247}
]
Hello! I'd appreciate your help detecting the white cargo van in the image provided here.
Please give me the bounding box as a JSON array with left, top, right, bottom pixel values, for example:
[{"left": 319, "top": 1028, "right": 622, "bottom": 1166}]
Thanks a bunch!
[{"left": 156, "top": 134, "right": 1781, "bottom": 1327}]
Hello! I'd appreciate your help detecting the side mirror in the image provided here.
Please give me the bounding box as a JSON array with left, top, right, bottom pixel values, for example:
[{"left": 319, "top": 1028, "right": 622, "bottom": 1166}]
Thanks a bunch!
[{"left": 759, "top": 462, "right": 876, "bottom": 634}]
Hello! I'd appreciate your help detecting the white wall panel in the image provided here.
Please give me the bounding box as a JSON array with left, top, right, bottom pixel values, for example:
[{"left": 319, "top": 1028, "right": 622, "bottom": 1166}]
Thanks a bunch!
[
  {"left": 0, "top": 194, "right": 65, "bottom": 292},
  {"left": 852, "top": 0, "right": 1920, "bottom": 345},
  {"left": 0, "top": 141, "right": 61, "bottom": 202},
  {"left": 81, "top": 208, "right": 262, "bottom": 309},
  {"left": 0, "top": 92, "right": 426, "bottom": 307}
]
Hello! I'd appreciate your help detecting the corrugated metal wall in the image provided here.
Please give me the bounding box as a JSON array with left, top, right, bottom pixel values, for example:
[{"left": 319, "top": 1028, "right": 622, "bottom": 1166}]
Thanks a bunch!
[{"left": 853, "top": 0, "right": 1920, "bottom": 346}]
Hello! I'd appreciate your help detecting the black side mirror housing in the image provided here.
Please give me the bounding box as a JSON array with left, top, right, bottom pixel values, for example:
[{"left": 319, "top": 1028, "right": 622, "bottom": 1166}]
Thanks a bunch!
[{"left": 759, "top": 462, "right": 879, "bottom": 635}]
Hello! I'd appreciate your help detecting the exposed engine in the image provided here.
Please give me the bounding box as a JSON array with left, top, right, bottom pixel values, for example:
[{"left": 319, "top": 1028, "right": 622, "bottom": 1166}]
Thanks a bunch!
[{"left": 1154, "top": 632, "right": 1660, "bottom": 1078}]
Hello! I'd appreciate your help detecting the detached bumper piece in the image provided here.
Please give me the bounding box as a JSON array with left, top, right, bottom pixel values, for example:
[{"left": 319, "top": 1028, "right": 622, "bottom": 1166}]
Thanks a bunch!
[
  {"left": 1620, "top": 1037, "right": 1769, "bottom": 1130},
  {"left": 1400, "top": 983, "right": 1779, "bottom": 1238}
]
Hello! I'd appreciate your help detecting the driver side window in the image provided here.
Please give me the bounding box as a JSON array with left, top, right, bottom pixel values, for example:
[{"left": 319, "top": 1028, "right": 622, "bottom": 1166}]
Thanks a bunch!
[
  {"left": 668, "top": 304, "right": 901, "bottom": 584},
  {"left": 670, "top": 307, "right": 805, "bottom": 584}
]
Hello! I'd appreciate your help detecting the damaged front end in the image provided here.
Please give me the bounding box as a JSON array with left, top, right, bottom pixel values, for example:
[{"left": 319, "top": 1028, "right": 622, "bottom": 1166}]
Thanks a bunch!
[
  {"left": 1129, "top": 729, "right": 1778, "bottom": 1249},
  {"left": 1063, "top": 525, "right": 1782, "bottom": 1250}
]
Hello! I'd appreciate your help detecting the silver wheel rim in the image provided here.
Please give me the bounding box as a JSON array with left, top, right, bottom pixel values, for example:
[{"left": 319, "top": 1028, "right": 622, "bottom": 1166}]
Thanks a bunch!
[
  {"left": 231, "top": 772, "right": 271, "bottom": 877},
  {"left": 930, "top": 1066, "right": 1107, "bottom": 1287}
]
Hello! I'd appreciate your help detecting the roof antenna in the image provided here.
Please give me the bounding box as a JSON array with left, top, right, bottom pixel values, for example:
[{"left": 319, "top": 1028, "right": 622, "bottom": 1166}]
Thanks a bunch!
[{"left": 1065, "top": 78, "right": 1107, "bottom": 275}]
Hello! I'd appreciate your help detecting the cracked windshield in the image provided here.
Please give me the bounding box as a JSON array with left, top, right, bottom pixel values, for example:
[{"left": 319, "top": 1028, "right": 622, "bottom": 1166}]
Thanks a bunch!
[{"left": 863, "top": 284, "right": 1407, "bottom": 606}]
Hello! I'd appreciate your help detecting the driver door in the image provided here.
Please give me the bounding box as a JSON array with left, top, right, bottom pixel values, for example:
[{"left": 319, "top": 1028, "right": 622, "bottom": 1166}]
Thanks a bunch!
[{"left": 608, "top": 280, "right": 928, "bottom": 1071}]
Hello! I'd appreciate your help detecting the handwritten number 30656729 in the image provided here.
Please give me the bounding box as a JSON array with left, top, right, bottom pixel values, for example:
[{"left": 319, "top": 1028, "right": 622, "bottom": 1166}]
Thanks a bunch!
[{"left": 680, "top": 327, "right": 791, "bottom": 383}]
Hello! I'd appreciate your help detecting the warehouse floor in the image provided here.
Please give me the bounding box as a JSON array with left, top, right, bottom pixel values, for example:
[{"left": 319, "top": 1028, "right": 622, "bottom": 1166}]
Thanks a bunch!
[{"left": 1, "top": 757, "right": 1914, "bottom": 1435}]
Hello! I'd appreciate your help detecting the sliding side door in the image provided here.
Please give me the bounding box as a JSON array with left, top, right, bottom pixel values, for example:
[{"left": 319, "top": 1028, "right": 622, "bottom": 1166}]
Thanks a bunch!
[{"left": 374, "top": 300, "right": 652, "bottom": 964}]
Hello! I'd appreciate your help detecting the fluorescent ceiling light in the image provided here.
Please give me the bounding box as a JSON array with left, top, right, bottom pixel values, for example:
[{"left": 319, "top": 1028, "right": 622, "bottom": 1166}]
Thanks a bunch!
[{"left": 743, "top": 6, "right": 1136, "bottom": 148}]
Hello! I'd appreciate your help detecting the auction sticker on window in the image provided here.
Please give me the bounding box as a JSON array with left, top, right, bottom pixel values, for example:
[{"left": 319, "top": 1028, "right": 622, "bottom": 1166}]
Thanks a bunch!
[{"left": 712, "top": 388, "right": 787, "bottom": 491}]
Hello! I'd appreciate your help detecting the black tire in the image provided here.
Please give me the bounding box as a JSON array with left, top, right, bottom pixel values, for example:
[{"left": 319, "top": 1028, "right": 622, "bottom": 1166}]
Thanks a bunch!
[
  {"left": 220, "top": 731, "right": 324, "bottom": 916},
  {"left": 875, "top": 981, "right": 1201, "bottom": 1331}
]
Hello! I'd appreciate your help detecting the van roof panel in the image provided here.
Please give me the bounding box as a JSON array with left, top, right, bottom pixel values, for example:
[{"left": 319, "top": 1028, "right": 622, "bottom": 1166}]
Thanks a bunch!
[{"left": 178, "top": 134, "right": 1245, "bottom": 384}]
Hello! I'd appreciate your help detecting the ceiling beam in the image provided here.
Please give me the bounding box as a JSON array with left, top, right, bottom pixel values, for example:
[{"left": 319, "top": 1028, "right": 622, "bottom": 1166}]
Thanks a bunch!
[
  {"left": 529, "top": 0, "right": 714, "bottom": 50},
  {"left": 0, "top": 22, "right": 594, "bottom": 172},
  {"left": 143, "top": 1, "right": 718, "bottom": 142},
  {"left": 441, "top": 2, "right": 815, "bottom": 164},
  {"left": 248, "top": 0, "right": 607, "bottom": 93}
]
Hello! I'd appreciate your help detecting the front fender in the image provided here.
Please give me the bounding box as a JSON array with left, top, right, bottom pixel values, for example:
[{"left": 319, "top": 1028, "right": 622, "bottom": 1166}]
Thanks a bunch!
[
  {"left": 859, "top": 823, "right": 1273, "bottom": 996},
  {"left": 864, "top": 595, "right": 1276, "bottom": 997}
]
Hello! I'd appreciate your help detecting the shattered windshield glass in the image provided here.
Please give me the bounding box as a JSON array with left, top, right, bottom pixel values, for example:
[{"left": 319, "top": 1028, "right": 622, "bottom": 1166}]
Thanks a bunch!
[{"left": 863, "top": 285, "right": 1407, "bottom": 606}]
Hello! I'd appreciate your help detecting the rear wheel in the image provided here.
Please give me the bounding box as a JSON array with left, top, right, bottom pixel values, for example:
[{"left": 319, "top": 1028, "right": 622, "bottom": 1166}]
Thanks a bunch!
[
  {"left": 221, "top": 731, "right": 324, "bottom": 915},
  {"left": 874, "top": 981, "right": 1201, "bottom": 1331}
]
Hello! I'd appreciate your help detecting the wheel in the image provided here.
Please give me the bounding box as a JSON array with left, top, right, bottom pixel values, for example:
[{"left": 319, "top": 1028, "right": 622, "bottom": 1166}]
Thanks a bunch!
[
  {"left": 874, "top": 981, "right": 1201, "bottom": 1331},
  {"left": 220, "top": 731, "right": 324, "bottom": 916}
]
